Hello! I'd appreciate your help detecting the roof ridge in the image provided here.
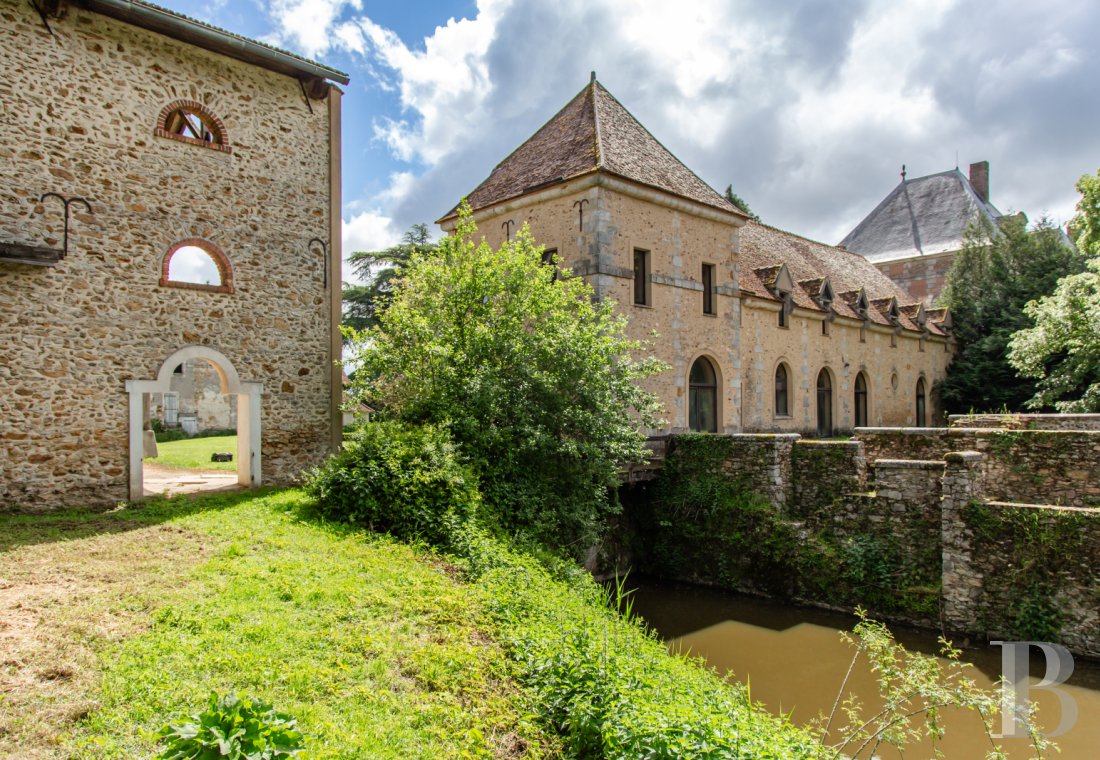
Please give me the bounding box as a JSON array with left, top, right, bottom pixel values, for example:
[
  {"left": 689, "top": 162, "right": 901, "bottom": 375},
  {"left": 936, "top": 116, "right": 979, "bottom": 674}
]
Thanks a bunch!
[
  {"left": 592, "top": 81, "right": 737, "bottom": 213},
  {"left": 591, "top": 79, "right": 604, "bottom": 167}
]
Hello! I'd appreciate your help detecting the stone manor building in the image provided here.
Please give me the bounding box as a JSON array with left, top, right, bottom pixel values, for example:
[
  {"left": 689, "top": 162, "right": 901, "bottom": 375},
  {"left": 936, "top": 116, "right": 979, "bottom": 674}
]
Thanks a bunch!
[
  {"left": 440, "top": 77, "right": 953, "bottom": 436},
  {"left": 0, "top": 0, "right": 347, "bottom": 508}
]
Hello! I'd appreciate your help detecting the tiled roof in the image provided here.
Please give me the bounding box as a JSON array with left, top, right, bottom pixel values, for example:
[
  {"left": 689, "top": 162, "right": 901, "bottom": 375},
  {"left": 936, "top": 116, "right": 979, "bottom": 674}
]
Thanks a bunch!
[
  {"left": 839, "top": 168, "right": 1001, "bottom": 263},
  {"left": 739, "top": 221, "right": 948, "bottom": 335},
  {"left": 442, "top": 78, "right": 739, "bottom": 219}
]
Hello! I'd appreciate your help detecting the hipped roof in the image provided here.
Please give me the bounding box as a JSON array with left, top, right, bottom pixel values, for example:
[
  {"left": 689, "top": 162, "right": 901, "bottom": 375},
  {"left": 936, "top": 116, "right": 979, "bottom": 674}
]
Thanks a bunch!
[
  {"left": 839, "top": 168, "right": 1001, "bottom": 263},
  {"left": 440, "top": 78, "right": 740, "bottom": 220}
]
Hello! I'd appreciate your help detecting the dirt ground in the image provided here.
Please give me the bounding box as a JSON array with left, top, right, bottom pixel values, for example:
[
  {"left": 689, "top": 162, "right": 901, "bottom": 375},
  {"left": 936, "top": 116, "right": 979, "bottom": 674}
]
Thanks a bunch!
[{"left": 0, "top": 516, "right": 211, "bottom": 756}]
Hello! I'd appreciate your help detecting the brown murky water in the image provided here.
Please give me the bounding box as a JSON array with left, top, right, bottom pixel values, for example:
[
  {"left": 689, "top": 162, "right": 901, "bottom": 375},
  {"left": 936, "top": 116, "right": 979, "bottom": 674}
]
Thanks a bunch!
[{"left": 627, "top": 578, "right": 1100, "bottom": 759}]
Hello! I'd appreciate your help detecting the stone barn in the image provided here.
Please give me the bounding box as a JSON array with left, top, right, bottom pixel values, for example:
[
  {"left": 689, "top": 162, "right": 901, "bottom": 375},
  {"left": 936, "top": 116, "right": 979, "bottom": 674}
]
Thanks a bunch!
[
  {"left": 439, "top": 76, "right": 953, "bottom": 436},
  {"left": 0, "top": 0, "right": 347, "bottom": 508}
]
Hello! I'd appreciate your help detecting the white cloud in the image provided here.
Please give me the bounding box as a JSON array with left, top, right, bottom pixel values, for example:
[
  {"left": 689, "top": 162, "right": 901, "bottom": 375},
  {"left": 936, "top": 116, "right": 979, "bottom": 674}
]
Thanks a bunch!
[
  {"left": 266, "top": 0, "right": 1100, "bottom": 245},
  {"left": 167, "top": 246, "right": 221, "bottom": 286},
  {"left": 266, "top": 0, "right": 360, "bottom": 58}
]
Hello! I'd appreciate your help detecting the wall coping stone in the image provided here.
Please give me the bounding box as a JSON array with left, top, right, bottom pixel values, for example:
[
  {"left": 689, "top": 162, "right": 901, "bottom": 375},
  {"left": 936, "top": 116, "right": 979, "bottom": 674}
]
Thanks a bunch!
[
  {"left": 873, "top": 459, "right": 944, "bottom": 470},
  {"left": 985, "top": 500, "right": 1100, "bottom": 515},
  {"left": 944, "top": 450, "right": 982, "bottom": 464},
  {"left": 795, "top": 439, "right": 862, "bottom": 449},
  {"left": 856, "top": 427, "right": 948, "bottom": 435},
  {"left": 723, "top": 433, "right": 802, "bottom": 442}
]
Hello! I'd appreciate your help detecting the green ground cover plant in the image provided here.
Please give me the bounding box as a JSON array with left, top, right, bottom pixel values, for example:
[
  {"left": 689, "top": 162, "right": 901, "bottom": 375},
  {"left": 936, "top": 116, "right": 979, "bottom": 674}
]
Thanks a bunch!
[
  {"left": 0, "top": 489, "right": 553, "bottom": 758},
  {"left": 146, "top": 435, "right": 238, "bottom": 471}
]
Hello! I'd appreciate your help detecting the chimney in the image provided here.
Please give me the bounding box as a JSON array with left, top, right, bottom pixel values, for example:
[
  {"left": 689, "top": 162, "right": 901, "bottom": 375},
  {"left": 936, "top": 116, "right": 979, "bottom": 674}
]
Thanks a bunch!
[{"left": 969, "top": 161, "right": 989, "bottom": 204}]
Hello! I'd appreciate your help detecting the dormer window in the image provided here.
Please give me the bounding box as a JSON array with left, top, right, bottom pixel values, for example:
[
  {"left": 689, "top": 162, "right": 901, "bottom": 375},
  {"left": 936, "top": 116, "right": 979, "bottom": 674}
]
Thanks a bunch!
[{"left": 759, "top": 264, "right": 794, "bottom": 329}]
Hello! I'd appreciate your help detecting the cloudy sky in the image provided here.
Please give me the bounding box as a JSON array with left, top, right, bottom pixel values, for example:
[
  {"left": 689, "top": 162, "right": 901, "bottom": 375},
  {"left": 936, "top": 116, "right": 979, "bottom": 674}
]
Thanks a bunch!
[{"left": 174, "top": 0, "right": 1098, "bottom": 271}]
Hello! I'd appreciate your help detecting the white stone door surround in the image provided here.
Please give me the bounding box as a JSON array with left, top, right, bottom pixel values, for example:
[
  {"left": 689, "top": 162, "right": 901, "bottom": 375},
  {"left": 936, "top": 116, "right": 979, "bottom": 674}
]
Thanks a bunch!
[{"left": 126, "top": 345, "right": 262, "bottom": 500}]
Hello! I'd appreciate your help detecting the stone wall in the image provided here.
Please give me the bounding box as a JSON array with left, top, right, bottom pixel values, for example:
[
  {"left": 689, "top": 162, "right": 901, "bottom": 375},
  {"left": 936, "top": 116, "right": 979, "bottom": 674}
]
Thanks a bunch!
[
  {"left": 789, "top": 440, "right": 866, "bottom": 516},
  {"left": 855, "top": 428, "right": 1100, "bottom": 509},
  {"left": 0, "top": 2, "right": 339, "bottom": 509},
  {"left": 948, "top": 413, "right": 1100, "bottom": 431},
  {"left": 633, "top": 433, "right": 1100, "bottom": 654},
  {"left": 942, "top": 452, "right": 1100, "bottom": 657}
]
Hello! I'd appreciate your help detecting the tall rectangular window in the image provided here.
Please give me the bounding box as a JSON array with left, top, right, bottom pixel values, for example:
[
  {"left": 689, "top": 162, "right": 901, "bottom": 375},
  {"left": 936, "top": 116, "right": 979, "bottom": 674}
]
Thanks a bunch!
[
  {"left": 633, "top": 248, "right": 650, "bottom": 305},
  {"left": 541, "top": 248, "right": 558, "bottom": 282},
  {"left": 702, "top": 263, "right": 715, "bottom": 314}
]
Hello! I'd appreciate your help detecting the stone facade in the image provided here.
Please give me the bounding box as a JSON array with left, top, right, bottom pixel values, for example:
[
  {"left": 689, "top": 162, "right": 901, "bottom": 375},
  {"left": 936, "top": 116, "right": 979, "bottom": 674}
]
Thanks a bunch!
[
  {"left": 151, "top": 359, "right": 236, "bottom": 432},
  {"left": 460, "top": 179, "right": 744, "bottom": 433},
  {"left": 442, "top": 78, "right": 953, "bottom": 436},
  {"left": 0, "top": 1, "right": 345, "bottom": 509}
]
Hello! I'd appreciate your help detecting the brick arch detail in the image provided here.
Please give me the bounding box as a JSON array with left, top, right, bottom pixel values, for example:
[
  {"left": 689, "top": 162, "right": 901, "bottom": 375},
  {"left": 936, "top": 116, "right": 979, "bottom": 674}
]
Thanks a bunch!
[
  {"left": 154, "top": 99, "right": 232, "bottom": 154},
  {"left": 160, "top": 238, "right": 235, "bottom": 294}
]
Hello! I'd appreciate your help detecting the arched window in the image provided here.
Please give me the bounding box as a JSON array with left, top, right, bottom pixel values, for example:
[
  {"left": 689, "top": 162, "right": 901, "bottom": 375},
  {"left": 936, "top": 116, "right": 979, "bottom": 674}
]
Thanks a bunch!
[
  {"left": 160, "top": 238, "right": 234, "bottom": 294},
  {"left": 774, "top": 364, "right": 789, "bottom": 417},
  {"left": 916, "top": 378, "right": 927, "bottom": 427},
  {"left": 689, "top": 357, "right": 718, "bottom": 433},
  {"left": 155, "top": 100, "right": 231, "bottom": 153},
  {"left": 816, "top": 369, "right": 833, "bottom": 438},
  {"left": 854, "top": 372, "right": 868, "bottom": 428}
]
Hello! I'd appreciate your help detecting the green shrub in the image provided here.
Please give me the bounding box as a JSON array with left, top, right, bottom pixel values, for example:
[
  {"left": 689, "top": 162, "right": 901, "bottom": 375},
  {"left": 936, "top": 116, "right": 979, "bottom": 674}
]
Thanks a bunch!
[
  {"left": 157, "top": 692, "right": 304, "bottom": 759},
  {"left": 304, "top": 421, "right": 479, "bottom": 546}
]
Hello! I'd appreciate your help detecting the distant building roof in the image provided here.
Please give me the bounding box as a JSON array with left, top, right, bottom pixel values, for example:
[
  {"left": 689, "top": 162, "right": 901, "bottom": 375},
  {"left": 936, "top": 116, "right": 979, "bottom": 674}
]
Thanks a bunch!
[
  {"left": 76, "top": 0, "right": 349, "bottom": 85},
  {"left": 740, "top": 221, "right": 949, "bottom": 335},
  {"left": 839, "top": 163, "right": 1002, "bottom": 263},
  {"left": 440, "top": 76, "right": 740, "bottom": 220}
]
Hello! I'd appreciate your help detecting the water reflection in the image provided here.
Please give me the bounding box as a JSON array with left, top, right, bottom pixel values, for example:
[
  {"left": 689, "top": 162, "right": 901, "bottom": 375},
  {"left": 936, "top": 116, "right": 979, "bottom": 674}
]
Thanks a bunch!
[{"left": 627, "top": 578, "right": 1100, "bottom": 759}]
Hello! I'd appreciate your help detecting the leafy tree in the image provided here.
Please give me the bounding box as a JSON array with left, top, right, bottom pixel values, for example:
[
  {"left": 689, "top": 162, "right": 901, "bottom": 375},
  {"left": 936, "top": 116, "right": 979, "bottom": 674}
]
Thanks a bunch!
[
  {"left": 1069, "top": 168, "right": 1100, "bottom": 256},
  {"left": 342, "top": 223, "right": 436, "bottom": 333},
  {"left": 724, "top": 184, "right": 760, "bottom": 221},
  {"left": 345, "top": 206, "right": 665, "bottom": 553},
  {"left": 938, "top": 214, "right": 1085, "bottom": 413},
  {"left": 1008, "top": 171, "right": 1100, "bottom": 411}
]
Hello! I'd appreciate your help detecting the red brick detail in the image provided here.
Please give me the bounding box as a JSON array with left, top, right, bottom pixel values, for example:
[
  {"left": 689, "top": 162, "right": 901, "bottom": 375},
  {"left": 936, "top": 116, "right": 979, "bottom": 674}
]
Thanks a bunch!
[
  {"left": 160, "top": 238, "right": 235, "bottom": 294},
  {"left": 154, "top": 100, "right": 232, "bottom": 154}
]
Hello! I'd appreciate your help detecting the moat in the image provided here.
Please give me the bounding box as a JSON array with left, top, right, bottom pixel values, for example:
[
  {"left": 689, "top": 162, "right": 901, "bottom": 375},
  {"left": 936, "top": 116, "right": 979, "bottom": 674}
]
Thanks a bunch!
[{"left": 629, "top": 578, "right": 1100, "bottom": 759}]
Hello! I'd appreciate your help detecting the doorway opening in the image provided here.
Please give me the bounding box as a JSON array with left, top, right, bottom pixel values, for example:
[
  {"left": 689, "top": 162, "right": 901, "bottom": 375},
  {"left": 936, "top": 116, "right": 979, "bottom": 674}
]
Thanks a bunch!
[{"left": 126, "top": 346, "right": 262, "bottom": 500}]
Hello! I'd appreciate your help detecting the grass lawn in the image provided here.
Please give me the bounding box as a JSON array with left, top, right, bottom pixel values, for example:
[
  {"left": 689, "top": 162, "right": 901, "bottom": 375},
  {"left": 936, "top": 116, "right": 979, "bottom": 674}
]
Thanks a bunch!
[
  {"left": 146, "top": 435, "right": 238, "bottom": 471},
  {"left": 0, "top": 489, "right": 554, "bottom": 758}
]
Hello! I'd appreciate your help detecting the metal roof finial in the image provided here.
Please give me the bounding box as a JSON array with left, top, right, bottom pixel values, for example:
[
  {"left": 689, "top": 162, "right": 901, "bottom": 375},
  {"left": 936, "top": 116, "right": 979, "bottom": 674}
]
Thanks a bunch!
[
  {"left": 901, "top": 164, "right": 907, "bottom": 182},
  {"left": 590, "top": 70, "right": 596, "bottom": 84}
]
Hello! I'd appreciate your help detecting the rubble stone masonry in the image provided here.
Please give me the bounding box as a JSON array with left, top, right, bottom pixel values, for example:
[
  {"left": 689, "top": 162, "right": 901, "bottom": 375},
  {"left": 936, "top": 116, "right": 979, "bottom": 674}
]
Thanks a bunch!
[{"left": 0, "top": 1, "right": 340, "bottom": 509}]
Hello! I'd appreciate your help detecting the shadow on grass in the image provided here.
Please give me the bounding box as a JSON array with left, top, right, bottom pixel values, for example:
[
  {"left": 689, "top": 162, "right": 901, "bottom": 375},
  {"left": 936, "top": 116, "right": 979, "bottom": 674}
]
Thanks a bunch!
[{"left": 0, "top": 487, "right": 280, "bottom": 554}]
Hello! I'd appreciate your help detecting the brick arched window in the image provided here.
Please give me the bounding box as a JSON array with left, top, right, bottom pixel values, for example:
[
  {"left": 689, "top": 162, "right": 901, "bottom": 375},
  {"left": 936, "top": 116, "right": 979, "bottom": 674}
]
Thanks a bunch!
[
  {"left": 160, "top": 238, "right": 234, "bottom": 294},
  {"left": 155, "top": 100, "right": 231, "bottom": 153}
]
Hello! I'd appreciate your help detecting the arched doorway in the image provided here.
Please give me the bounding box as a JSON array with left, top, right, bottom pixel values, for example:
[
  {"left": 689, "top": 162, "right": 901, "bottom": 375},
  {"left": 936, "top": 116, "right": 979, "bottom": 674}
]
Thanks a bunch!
[
  {"left": 689, "top": 356, "right": 718, "bottom": 433},
  {"left": 854, "top": 372, "right": 869, "bottom": 428},
  {"left": 816, "top": 369, "right": 833, "bottom": 437},
  {"left": 915, "top": 378, "right": 927, "bottom": 427},
  {"left": 126, "top": 346, "right": 262, "bottom": 500}
]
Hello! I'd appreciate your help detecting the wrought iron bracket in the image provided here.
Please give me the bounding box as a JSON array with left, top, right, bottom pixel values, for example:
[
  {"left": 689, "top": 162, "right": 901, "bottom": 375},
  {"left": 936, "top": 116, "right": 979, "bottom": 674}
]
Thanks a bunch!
[
  {"left": 40, "top": 192, "right": 91, "bottom": 259},
  {"left": 573, "top": 198, "right": 589, "bottom": 231}
]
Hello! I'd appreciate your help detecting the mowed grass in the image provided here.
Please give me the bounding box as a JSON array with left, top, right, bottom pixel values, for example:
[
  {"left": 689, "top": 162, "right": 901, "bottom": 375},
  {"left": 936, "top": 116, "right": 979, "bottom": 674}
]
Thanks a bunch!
[
  {"left": 146, "top": 435, "right": 238, "bottom": 471},
  {"left": 0, "top": 489, "right": 554, "bottom": 758}
]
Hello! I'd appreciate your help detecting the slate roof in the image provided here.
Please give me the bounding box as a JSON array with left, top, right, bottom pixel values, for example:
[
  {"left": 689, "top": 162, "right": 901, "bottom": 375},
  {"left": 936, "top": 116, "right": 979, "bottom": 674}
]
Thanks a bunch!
[
  {"left": 739, "top": 221, "right": 948, "bottom": 335},
  {"left": 441, "top": 78, "right": 739, "bottom": 220},
  {"left": 839, "top": 168, "right": 1001, "bottom": 263}
]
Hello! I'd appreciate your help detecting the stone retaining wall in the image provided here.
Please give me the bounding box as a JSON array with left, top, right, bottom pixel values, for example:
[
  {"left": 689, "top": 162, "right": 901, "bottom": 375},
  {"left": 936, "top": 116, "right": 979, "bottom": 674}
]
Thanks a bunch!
[
  {"left": 948, "top": 413, "right": 1100, "bottom": 431},
  {"left": 789, "top": 439, "right": 866, "bottom": 516},
  {"left": 855, "top": 428, "right": 1100, "bottom": 509}
]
